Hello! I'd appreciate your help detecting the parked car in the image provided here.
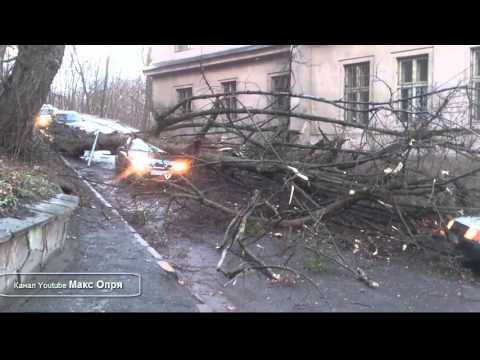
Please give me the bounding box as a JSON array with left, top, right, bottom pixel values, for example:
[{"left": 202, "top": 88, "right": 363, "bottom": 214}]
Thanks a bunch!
[
  {"left": 54, "top": 111, "right": 83, "bottom": 125},
  {"left": 445, "top": 216, "right": 480, "bottom": 262},
  {"left": 115, "top": 137, "right": 191, "bottom": 180},
  {"left": 41, "top": 104, "right": 58, "bottom": 116}
]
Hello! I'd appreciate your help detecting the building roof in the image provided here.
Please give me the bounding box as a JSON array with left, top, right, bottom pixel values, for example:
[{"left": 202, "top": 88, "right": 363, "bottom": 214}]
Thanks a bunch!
[{"left": 143, "top": 45, "right": 290, "bottom": 76}]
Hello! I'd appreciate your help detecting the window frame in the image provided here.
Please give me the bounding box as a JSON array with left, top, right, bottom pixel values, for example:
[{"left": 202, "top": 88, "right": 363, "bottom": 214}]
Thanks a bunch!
[
  {"left": 397, "top": 54, "right": 430, "bottom": 123},
  {"left": 343, "top": 61, "right": 371, "bottom": 125},
  {"left": 470, "top": 47, "right": 480, "bottom": 126},
  {"left": 174, "top": 45, "right": 191, "bottom": 53},
  {"left": 176, "top": 86, "right": 193, "bottom": 114},
  {"left": 221, "top": 80, "right": 238, "bottom": 119},
  {"left": 270, "top": 73, "right": 291, "bottom": 111}
]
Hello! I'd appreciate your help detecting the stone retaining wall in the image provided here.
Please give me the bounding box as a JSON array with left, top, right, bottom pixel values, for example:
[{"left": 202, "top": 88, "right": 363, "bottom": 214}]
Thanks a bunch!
[{"left": 0, "top": 194, "right": 79, "bottom": 294}]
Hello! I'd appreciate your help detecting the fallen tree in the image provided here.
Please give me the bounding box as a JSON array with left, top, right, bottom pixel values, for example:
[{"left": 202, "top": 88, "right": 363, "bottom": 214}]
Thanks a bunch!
[
  {"left": 42, "top": 121, "right": 131, "bottom": 156},
  {"left": 146, "top": 68, "right": 480, "bottom": 286}
]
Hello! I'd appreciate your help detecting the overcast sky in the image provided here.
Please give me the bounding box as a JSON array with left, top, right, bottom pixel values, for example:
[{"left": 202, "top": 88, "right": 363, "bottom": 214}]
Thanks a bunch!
[{"left": 72, "top": 45, "right": 148, "bottom": 79}]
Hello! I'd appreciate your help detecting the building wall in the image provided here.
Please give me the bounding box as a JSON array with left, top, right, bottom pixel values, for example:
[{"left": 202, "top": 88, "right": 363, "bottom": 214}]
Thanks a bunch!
[
  {"left": 149, "top": 45, "right": 479, "bottom": 147},
  {"left": 150, "top": 50, "right": 291, "bottom": 140},
  {"left": 291, "top": 45, "right": 477, "bottom": 145}
]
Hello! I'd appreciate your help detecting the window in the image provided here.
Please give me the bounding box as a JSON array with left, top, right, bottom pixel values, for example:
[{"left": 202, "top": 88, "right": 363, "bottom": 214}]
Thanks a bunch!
[
  {"left": 398, "top": 55, "right": 429, "bottom": 122},
  {"left": 174, "top": 45, "right": 191, "bottom": 52},
  {"left": 221, "top": 81, "right": 237, "bottom": 119},
  {"left": 176, "top": 87, "right": 193, "bottom": 113},
  {"left": 271, "top": 74, "right": 290, "bottom": 111},
  {"left": 471, "top": 47, "right": 480, "bottom": 125},
  {"left": 344, "top": 62, "right": 370, "bottom": 124}
]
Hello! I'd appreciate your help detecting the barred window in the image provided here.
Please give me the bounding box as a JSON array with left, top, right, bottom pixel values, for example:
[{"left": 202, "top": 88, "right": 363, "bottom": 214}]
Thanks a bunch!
[
  {"left": 344, "top": 62, "right": 370, "bottom": 124},
  {"left": 398, "top": 55, "right": 429, "bottom": 122},
  {"left": 221, "top": 81, "right": 237, "bottom": 119},
  {"left": 176, "top": 87, "right": 193, "bottom": 113},
  {"left": 271, "top": 74, "right": 290, "bottom": 111},
  {"left": 174, "top": 45, "right": 191, "bottom": 52},
  {"left": 471, "top": 47, "right": 480, "bottom": 125},
  {"left": 474, "top": 47, "right": 480, "bottom": 78}
]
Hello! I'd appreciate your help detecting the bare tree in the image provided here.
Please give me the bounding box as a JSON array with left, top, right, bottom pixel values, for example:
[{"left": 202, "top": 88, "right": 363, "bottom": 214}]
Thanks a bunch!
[
  {"left": 0, "top": 45, "right": 7, "bottom": 79},
  {"left": 143, "top": 46, "right": 153, "bottom": 132},
  {"left": 49, "top": 45, "right": 146, "bottom": 128},
  {"left": 100, "top": 55, "right": 110, "bottom": 118},
  {"left": 71, "top": 45, "right": 91, "bottom": 113}
]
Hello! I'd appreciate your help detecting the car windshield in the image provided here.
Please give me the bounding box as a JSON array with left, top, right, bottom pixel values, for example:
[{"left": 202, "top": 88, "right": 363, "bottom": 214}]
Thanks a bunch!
[
  {"left": 57, "top": 113, "right": 81, "bottom": 122},
  {"left": 67, "top": 113, "right": 81, "bottom": 121},
  {"left": 57, "top": 113, "right": 81, "bottom": 123},
  {"left": 129, "top": 138, "right": 153, "bottom": 153}
]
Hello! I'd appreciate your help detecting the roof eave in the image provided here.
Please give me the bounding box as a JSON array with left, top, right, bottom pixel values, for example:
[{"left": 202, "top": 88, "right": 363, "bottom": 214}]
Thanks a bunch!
[{"left": 143, "top": 45, "right": 291, "bottom": 76}]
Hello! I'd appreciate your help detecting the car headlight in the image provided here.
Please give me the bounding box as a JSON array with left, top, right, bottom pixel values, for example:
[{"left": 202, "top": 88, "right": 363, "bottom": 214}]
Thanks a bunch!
[
  {"left": 447, "top": 219, "right": 455, "bottom": 230},
  {"left": 170, "top": 159, "right": 191, "bottom": 175},
  {"left": 464, "top": 227, "right": 480, "bottom": 242},
  {"left": 128, "top": 151, "right": 151, "bottom": 174},
  {"left": 35, "top": 116, "right": 52, "bottom": 128}
]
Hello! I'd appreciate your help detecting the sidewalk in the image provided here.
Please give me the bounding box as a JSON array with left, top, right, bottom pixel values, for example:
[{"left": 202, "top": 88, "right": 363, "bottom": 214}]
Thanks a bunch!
[{"left": 0, "top": 184, "right": 198, "bottom": 312}]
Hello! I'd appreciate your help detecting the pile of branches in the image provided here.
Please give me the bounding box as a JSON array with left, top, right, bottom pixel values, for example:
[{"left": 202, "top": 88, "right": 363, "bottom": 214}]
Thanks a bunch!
[
  {"left": 150, "top": 81, "right": 480, "bottom": 286},
  {"left": 156, "top": 87, "right": 480, "bottom": 221}
]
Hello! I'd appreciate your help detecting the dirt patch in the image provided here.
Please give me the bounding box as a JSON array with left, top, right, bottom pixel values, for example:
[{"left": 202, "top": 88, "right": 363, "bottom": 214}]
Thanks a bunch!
[{"left": 0, "top": 154, "right": 62, "bottom": 218}]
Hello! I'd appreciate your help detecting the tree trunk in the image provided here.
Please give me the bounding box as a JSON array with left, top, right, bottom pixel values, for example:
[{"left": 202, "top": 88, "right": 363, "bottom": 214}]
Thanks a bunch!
[
  {"left": 143, "top": 46, "right": 153, "bottom": 132},
  {"left": 0, "top": 45, "right": 7, "bottom": 76},
  {"left": 100, "top": 56, "right": 110, "bottom": 118},
  {"left": 0, "top": 45, "right": 65, "bottom": 157},
  {"left": 72, "top": 46, "right": 90, "bottom": 114},
  {"left": 45, "top": 121, "right": 130, "bottom": 156},
  {"left": 0, "top": 45, "right": 8, "bottom": 92}
]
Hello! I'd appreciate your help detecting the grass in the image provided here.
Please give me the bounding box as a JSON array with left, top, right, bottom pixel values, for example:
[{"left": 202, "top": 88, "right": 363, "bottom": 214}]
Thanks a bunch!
[{"left": 0, "top": 156, "right": 61, "bottom": 216}]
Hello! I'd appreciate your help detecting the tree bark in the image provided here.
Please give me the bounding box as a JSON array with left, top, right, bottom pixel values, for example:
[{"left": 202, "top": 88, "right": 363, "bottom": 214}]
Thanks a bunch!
[
  {"left": 0, "top": 45, "right": 65, "bottom": 156},
  {"left": 45, "top": 121, "right": 130, "bottom": 156}
]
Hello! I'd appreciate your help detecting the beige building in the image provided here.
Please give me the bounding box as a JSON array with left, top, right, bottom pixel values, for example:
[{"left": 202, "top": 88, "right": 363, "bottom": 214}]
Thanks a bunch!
[
  {"left": 144, "top": 45, "right": 480, "bottom": 146},
  {"left": 145, "top": 45, "right": 291, "bottom": 111}
]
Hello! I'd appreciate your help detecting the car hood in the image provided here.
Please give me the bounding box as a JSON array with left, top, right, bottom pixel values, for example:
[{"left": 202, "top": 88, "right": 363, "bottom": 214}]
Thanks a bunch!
[{"left": 455, "top": 216, "right": 480, "bottom": 228}]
